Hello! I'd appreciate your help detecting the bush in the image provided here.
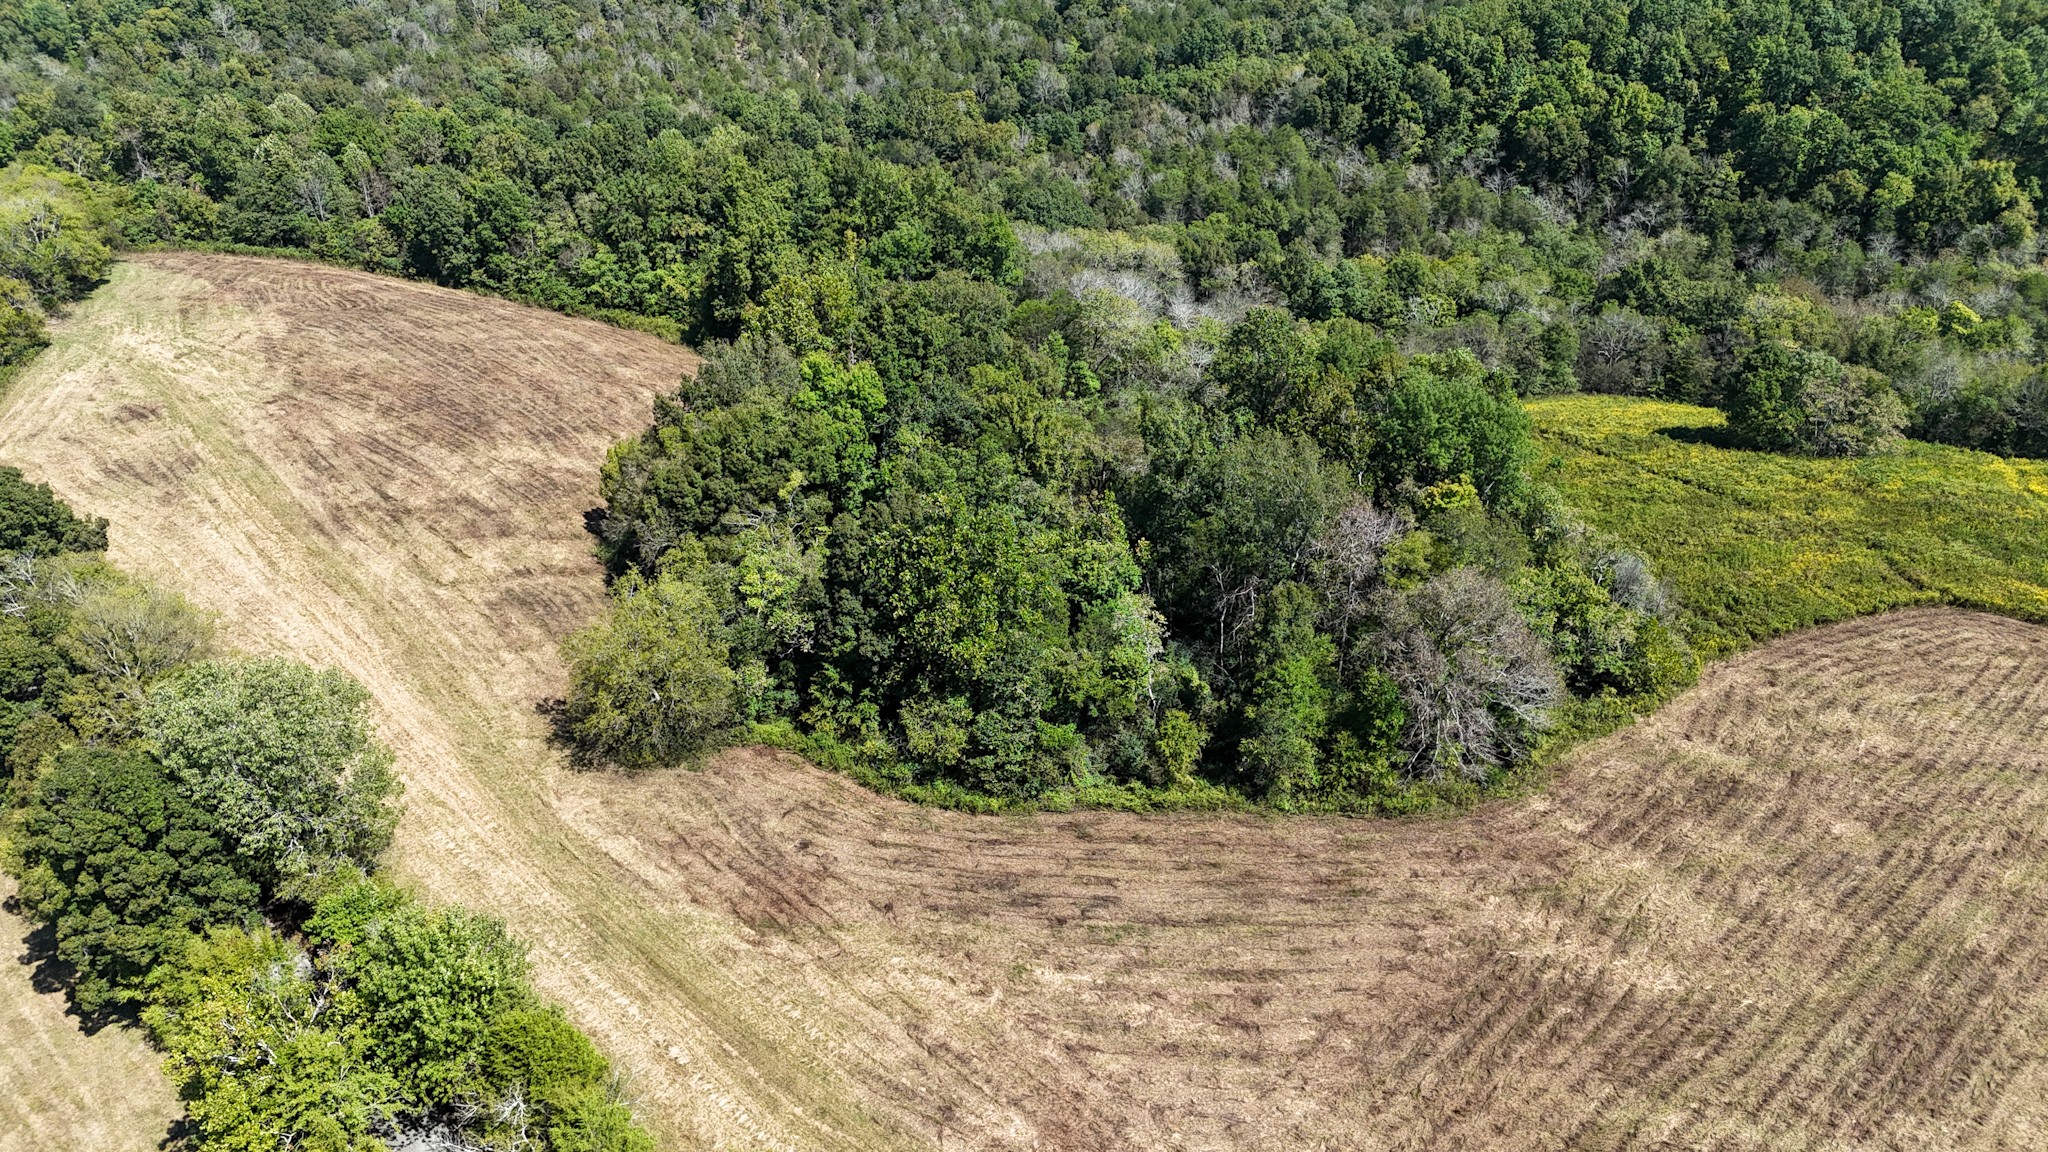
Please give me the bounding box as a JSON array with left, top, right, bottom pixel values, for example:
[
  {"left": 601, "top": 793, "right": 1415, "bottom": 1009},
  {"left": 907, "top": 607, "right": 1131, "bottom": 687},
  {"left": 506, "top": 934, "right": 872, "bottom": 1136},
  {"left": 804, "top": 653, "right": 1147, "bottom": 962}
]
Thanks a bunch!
[{"left": 563, "top": 573, "right": 736, "bottom": 768}]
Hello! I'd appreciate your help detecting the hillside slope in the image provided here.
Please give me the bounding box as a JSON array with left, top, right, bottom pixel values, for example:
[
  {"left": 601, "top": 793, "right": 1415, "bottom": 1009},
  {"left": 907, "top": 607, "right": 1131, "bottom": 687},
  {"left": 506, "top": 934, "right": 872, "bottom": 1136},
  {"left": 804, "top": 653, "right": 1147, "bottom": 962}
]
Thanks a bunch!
[{"left": 6, "top": 254, "right": 2048, "bottom": 1150}]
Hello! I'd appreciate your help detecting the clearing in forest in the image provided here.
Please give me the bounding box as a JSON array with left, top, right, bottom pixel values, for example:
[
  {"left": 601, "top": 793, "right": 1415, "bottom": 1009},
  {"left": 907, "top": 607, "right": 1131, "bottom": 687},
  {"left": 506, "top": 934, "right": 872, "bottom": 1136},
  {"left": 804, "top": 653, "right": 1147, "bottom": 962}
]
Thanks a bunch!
[
  {"left": 1531, "top": 393, "right": 2048, "bottom": 655},
  {"left": 6, "top": 252, "right": 2048, "bottom": 1151}
]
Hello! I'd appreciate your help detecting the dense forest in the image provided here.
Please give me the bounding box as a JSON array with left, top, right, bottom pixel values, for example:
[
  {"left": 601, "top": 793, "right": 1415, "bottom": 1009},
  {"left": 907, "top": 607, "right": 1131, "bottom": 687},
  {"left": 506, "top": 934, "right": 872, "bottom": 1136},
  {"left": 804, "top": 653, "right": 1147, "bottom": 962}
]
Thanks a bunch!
[
  {"left": 0, "top": 0, "right": 2041, "bottom": 1145},
  {"left": 2, "top": 0, "right": 2045, "bottom": 806}
]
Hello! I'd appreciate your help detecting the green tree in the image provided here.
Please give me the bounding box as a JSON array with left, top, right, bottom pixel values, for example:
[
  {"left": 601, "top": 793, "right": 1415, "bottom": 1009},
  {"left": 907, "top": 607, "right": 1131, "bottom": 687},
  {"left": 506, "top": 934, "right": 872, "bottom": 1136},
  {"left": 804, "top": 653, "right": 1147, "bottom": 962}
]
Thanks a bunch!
[
  {"left": 0, "top": 165, "right": 116, "bottom": 303},
  {"left": 1372, "top": 353, "right": 1532, "bottom": 508},
  {"left": 1238, "top": 582, "right": 1337, "bottom": 798},
  {"left": 0, "top": 465, "right": 105, "bottom": 553},
  {"left": 57, "top": 582, "right": 210, "bottom": 683},
  {"left": 0, "top": 276, "right": 48, "bottom": 366},
  {"left": 142, "top": 658, "right": 400, "bottom": 884},
  {"left": 13, "top": 746, "right": 262, "bottom": 1015},
  {"left": 481, "top": 1010, "right": 653, "bottom": 1152},
  {"left": 1727, "top": 341, "right": 1905, "bottom": 456},
  {"left": 325, "top": 898, "right": 535, "bottom": 1101},
  {"left": 145, "top": 926, "right": 397, "bottom": 1152},
  {"left": 562, "top": 573, "right": 736, "bottom": 768}
]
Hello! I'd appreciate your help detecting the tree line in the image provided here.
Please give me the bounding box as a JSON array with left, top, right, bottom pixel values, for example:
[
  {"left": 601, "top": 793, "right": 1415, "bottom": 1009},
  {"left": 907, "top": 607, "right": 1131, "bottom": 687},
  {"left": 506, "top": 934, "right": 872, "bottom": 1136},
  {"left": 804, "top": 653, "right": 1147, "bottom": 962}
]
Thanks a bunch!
[
  {"left": 0, "top": 474, "right": 650, "bottom": 1146},
  {"left": 1, "top": 0, "right": 2046, "bottom": 452}
]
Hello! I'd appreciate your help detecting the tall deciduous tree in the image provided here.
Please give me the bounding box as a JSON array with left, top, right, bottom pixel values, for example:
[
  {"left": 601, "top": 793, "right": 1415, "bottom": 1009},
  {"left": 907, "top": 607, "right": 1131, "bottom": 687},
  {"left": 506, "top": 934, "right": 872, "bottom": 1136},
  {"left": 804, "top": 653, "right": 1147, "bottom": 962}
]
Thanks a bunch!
[
  {"left": 14, "top": 745, "right": 262, "bottom": 1014},
  {"left": 142, "top": 658, "right": 400, "bottom": 884}
]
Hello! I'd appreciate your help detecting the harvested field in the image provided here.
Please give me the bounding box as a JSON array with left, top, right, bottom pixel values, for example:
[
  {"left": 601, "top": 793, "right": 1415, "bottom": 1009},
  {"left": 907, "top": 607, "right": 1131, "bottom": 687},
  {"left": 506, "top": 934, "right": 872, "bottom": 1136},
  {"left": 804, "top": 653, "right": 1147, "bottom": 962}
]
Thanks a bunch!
[
  {"left": 6, "top": 252, "right": 2048, "bottom": 1150},
  {"left": 592, "top": 607, "right": 2048, "bottom": 1150},
  {"left": 0, "top": 877, "right": 179, "bottom": 1152}
]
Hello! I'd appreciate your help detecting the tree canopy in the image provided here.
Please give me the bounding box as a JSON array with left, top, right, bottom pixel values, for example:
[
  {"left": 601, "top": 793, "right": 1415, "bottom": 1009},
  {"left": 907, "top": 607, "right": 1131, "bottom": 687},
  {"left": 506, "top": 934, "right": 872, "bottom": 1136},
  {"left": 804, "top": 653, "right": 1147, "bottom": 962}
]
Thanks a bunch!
[{"left": 143, "top": 657, "right": 401, "bottom": 884}]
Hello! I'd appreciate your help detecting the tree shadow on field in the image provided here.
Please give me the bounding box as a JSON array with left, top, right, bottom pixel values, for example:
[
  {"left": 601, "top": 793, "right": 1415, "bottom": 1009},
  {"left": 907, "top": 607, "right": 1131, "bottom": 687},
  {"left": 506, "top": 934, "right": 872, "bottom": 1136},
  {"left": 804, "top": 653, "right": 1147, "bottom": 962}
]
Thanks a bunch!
[
  {"left": 9, "top": 895, "right": 196, "bottom": 1150},
  {"left": 535, "top": 696, "right": 607, "bottom": 772},
  {"left": 1656, "top": 423, "right": 1745, "bottom": 449},
  {"left": 4, "top": 893, "right": 127, "bottom": 1035},
  {"left": 536, "top": 696, "right": 574, "bottom": 748}
]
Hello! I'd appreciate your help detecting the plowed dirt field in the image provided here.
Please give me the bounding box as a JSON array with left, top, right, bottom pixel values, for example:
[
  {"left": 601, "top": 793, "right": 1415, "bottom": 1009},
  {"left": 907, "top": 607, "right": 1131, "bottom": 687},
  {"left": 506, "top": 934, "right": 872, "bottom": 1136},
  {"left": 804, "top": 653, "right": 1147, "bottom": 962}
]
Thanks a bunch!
[{"left": 5, "top": 252, "right": 2048, "bottom": 1151}]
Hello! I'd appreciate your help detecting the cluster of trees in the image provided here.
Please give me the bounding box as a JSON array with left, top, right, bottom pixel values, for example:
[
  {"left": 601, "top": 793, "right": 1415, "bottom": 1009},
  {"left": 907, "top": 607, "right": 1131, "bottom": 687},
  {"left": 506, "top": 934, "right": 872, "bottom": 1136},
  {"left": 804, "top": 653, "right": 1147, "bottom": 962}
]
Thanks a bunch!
[
  {"left": 4, "top": 0, "right": 2045, "bottom": 795},
  {"left": 573, "top": 294, "right": 1696, "bottom": 803},
  {"left": 0, "top": 480, "right": 650, "bottom": 1149}
]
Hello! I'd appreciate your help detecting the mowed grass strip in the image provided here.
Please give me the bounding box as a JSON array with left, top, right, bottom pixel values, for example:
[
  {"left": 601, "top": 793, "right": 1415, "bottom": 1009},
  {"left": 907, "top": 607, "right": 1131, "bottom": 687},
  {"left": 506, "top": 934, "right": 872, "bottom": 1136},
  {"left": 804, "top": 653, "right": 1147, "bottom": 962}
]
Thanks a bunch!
[{"left": 1529, "top": 394, "right": 2048, "bottom": 658}]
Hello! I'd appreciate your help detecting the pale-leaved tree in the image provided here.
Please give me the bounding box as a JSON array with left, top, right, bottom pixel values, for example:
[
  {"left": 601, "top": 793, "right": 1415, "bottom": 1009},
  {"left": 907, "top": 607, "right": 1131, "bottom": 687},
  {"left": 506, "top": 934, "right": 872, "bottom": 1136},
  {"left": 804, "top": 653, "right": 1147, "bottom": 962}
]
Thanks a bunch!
[
  {"left": 143, "top": 658, "right": 400, "bottom": 884},
  {"left": 1376, "top": 567, "right": 1563, "bottom": 781}
]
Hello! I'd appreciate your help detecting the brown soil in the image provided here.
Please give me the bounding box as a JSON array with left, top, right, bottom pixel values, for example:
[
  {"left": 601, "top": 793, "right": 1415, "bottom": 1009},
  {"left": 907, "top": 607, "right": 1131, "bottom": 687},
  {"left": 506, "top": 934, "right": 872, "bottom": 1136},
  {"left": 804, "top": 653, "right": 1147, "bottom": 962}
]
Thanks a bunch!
[
  {"left": 592, "top": 609, "right": 2048, "bottom": 1151},
  {"left": 4, "top": 252, "right": 2047, "bottom": 1151}
]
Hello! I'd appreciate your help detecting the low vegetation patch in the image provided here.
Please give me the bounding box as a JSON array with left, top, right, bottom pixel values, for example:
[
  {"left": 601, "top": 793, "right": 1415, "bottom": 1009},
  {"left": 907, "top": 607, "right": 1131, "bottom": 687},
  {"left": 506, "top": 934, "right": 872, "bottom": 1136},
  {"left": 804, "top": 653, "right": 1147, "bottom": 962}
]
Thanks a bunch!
[{"left": 1531, "top": 394, "right": 2048, "bottom": 657}]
